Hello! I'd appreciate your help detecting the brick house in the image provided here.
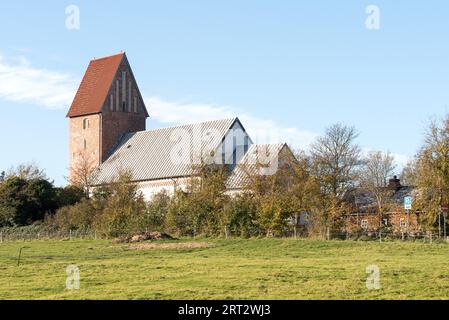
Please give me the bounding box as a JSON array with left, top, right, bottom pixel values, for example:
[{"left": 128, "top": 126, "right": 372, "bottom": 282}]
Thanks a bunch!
[{"left": 344, "top": 176, "right": 422, "bottom": 234}]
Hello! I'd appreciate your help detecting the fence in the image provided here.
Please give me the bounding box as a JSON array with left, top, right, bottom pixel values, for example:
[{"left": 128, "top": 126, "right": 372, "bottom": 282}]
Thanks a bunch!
[
  {"left": 289, "top": 229, "right": 449, "bottom": 243},
  {"left": 1, "top": 226, "right": 448, "bottom": 243},
  {"left": 0, "top": 227, "right": 99, "bottom": 242}
]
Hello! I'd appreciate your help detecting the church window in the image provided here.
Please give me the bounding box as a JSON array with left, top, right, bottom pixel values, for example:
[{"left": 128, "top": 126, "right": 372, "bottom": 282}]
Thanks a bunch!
[
  {"left": 128, "top": 81, "right": 132, "bottom": 112},
  {"left": 83, "top": 139, "right": 87, "bottom": 150},
  {"left": 116, "top": 80, "right": 120, "bottom": 111},
  {"left": 122, "top": 71, "right": 126, "bottom": 109},
  {"left": 83, "top": 118, "right": 89, "bottom": 129}
]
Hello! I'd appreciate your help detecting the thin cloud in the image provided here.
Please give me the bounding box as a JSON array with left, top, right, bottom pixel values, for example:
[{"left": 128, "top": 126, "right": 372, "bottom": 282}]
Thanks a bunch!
[
  {"left": 145, "top": 96, "right": 318, "bottom": 149},
  {"left": 0, "top": 55, "right": 77, "bottom": 109},
  {"left": 0, "top": 54, "right": 317, "bottom": 149}
]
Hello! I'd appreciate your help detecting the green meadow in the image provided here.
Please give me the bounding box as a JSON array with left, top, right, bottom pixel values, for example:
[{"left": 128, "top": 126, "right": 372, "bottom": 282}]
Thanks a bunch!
[{"left": 1, "top": 238, "right": 448, "bottom": 300}]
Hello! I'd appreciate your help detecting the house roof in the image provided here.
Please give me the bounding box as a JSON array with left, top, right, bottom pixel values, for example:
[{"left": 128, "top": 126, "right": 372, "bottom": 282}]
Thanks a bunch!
[
  {"left": 345, "top": 185, "right": 415, "bottom": 214},
  {"left": 67, "top": 52, "right": 129, "bottom": 118},
  {"left": 90, "top": 118, "right": 240, "bottom": 185},
  {"left": 226, "top": 143, "right": 287, "bottom": 190}
]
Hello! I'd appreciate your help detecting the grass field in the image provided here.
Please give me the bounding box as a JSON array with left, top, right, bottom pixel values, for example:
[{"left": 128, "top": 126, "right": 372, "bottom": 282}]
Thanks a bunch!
[{"left": 1, "top": 238, "right": 449, "bottom": 300}]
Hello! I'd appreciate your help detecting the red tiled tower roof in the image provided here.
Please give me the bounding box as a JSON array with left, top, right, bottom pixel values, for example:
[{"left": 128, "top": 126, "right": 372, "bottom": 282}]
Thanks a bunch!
[{"left": 66, "top": 52, "right": 125, "bottom": 118}]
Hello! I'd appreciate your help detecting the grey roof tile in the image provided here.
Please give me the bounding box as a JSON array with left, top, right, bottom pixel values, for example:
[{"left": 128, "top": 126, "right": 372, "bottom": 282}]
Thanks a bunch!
[
  {"left": 91, "top": 118, "right": 238, "bottom": 185},
  {"left": 226, "top": 143, "right": 286, "bottom": 190}
]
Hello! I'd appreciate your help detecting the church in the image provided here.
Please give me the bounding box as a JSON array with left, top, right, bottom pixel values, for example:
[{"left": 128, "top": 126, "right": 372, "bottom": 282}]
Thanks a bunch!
[{"left": 67, "top": 52, "right": 294, "bottom": 200}]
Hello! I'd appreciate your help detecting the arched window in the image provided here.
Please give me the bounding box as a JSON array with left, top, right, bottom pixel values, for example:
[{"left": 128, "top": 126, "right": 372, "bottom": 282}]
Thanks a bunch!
[
  {"left": 83, "top": 118, "right": 89, "bottom": 129},
  {"left": 83, "top": 139, "right": 87, "bottom": 150}
]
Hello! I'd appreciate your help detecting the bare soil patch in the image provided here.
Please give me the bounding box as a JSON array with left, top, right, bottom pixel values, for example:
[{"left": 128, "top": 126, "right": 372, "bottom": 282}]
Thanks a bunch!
[
  {"left": 128, "top": 242, "right": 213, "bottom": 250},
  {"left": 112, "top": 231, "right": 176, "bottom": 244}
]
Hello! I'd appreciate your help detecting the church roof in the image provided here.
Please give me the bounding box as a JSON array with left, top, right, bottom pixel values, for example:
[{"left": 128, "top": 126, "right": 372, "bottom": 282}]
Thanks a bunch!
[
  {"left": 90, "top": 118, "right": 240, "bottom": 185},
  {"left": 226, "top": 143, "right": 288, "bottom": 190},
  {"left": 67, "top": 52, "right": 143, "bottom": 118}
]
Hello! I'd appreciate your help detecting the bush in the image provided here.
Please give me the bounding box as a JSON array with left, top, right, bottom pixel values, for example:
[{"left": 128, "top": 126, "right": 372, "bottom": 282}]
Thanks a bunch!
[
  {"left": 55, "top": 185, "right": 85, "bottom": 208},
  {"left": 225, "top": 193, "right": 258, "bottom": 238},
  {"left": 0, "top": 176, "right": 57, "bottom": 226},
  {"left": 137, "top": 191, "right": 170, "bottom": 232},
  {"left": 91, "top": 171, "right": 147, "bottom": 237},
  {"left": 47, "top": 198, "right": 96, "bottom": 231}
]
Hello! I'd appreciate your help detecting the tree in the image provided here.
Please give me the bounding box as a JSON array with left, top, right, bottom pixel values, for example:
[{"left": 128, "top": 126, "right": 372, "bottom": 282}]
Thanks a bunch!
[
  {"left": 48, "top": 198, "right": 96, "bottom": 231},
  {"left": 69, "top": 152, "right": 97, "bottom": 197},
  {"left": 0, "top": 176, "right": 57, "bottom": 226},
  {"left": 55, "top": 185, "right": 85, "bottom": 208},
  {"left": 311, "top": 123, "right": 361, "bottom": 235},
  {"left": 311, "top": 124, "right": 361, "bottom": 198},
  {"left": 139, "top": 191, "right": 170, "bottom": 231},
  {"left": 6, "top": 163, "right": 47, "bottom": 180},
  {"left": 400, "top": 159, "right": 417, "bottom": 187},
  {"left": 288, "top": 152, "right": 322, "bottom": 237},
  {"left": 92, "top": 170, "right": 147, "bottom": 237},
  {"left": 239, "top": 148, "right": 320, "bottom": 237},
  {"left": 166, "top": 163, "right": 230, "bottom": 237},
  {"left": 413, "top": 115, "right": 449, "bottom": 227},
  {"left": 359, "top": 151, "right": 397, "bottom": 224},
  {"left": 224, "top": 193, "right": 258, "bottom": 238}
]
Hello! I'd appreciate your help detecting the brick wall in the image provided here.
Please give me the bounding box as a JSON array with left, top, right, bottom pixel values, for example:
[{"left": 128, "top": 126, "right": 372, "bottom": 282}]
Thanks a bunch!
[
  {"left": 68, "top": 57, "right": 147, "bottom": 181},
  {"left": 345, "top": 211, "right": 421, "bottom": 234},
  {"left": 100, "top": 59, "right": 146, "bottom": 161},
  {"left": 68, "top": 114, "right": 101, "bottom": 182}
]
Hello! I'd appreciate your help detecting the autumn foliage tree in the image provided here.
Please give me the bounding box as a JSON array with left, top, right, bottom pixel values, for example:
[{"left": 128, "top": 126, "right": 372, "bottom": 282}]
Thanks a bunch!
[{"left": 412, "top": 115, "right": 449, "bottom": 227}]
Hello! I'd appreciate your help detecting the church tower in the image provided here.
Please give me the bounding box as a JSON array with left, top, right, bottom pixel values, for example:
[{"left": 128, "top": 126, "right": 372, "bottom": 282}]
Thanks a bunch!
[{"left": 66, "top": 52, "right": 149, "bottom": 183}]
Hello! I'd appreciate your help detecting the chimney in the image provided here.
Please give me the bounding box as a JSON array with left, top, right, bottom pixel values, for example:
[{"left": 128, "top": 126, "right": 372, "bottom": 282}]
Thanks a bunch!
[{"left": 388, "top": 176, "right": 401, "bottom": 191}]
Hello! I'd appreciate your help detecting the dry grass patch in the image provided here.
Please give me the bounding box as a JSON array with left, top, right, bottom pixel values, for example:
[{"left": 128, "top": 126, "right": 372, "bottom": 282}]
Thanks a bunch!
[{"left": 128, "top": 242, "right": 213, "bottom": 250}]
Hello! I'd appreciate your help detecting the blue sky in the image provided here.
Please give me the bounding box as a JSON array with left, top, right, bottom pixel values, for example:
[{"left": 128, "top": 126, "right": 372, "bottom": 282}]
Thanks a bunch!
[{"left": 1, "top": 0, "right": 448, "bottom": 185}]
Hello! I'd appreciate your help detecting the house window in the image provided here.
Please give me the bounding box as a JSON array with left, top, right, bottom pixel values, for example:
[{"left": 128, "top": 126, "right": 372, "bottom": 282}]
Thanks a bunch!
[
  {"left": 83, "top": 118, "right": 89, "bottom": 129},
  {"left": 361, "top": 219, "right": 368, "bottom": 229},
  {"left": 400, "top": 218, "right": 407, "bottom": 228}
]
